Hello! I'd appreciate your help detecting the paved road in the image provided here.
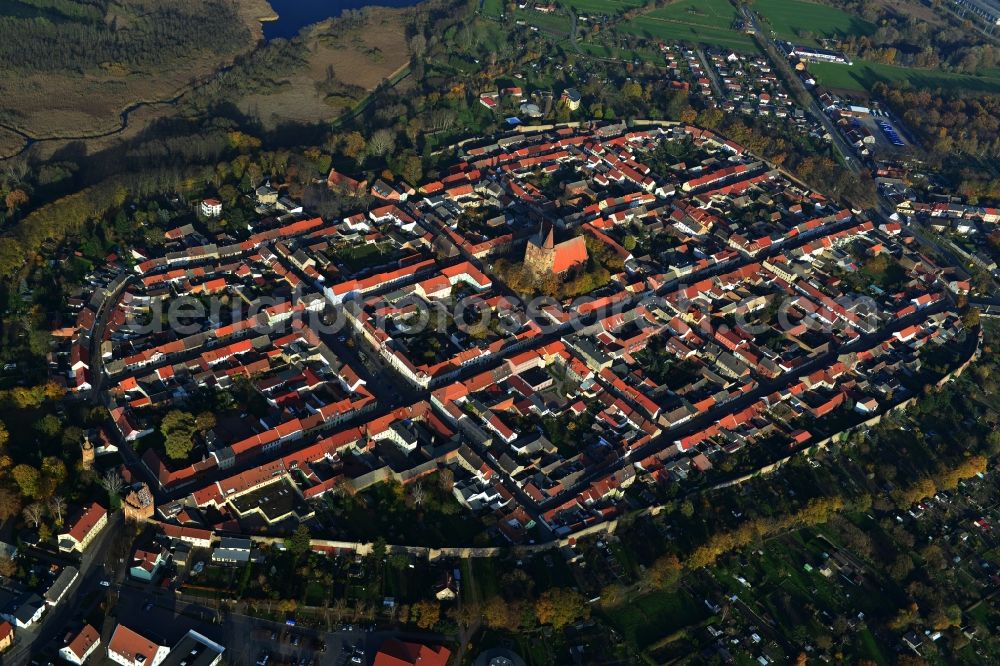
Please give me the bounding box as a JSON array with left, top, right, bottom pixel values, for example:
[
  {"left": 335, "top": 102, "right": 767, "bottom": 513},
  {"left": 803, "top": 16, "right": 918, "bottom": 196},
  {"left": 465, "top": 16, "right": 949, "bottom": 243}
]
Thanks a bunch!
[
  {"left": 87, "top": 273, "right": 135, "bottom": 397},
  {"left": 740, "top": 5, "right": 861, "bottom": 176},
  {"left": 894, "top": 217, "right": 972, "bottom": 281},
  {"left": 696, "top": 49, "right": 725, "bottom": 98},
  {"left": 1, "top": 512, "right": 122, "bottom": 665}
]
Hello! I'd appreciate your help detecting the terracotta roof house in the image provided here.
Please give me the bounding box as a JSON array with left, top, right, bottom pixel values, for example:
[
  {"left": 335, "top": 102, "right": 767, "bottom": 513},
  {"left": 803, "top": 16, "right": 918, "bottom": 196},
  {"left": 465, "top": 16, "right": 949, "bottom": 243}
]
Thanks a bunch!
[
  {"left": 373, "top": 639, "right": 451, "bottom": 666},
  {"left": 130, "top": 547, "right": 168, "bottom": 582},
  {"left": 200, "top": 199, "right": 222, "bottom": 218},
  {"left": 107, "top": 624, "right": 170, "bottom": 666},
  {"left": 327, "top": 168, "right": 368, "bottom": 195},
  {"left": 0, "top": 621, "right": 12, "bottom": 653},
  {"left": 58, "top": 502, "right": 108, "bottom": 553},
  {"left": 159, "top": 524, "right": 214, "bottom": 548},
  {"left": 59, "top": 623, "right": 101, "bottom": 665}
]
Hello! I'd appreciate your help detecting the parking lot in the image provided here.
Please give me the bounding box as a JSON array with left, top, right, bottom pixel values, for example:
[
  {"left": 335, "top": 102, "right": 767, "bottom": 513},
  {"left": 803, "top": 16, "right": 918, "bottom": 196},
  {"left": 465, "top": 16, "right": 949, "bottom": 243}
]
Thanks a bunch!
[
  {"left": 108, "top": 580, "right": 448, "bottom": 666},
  {"left": 109, "top": 584, "right": 379, "bottom": 666},
  {"left": 223, "top": 612, "right": 416, "bottom": 666},
  {"left": 243, "top": 625, "right": 341, "bottom": 666},
  {"left": 856, "top": 114, "right": 913, "bottom": 158}
]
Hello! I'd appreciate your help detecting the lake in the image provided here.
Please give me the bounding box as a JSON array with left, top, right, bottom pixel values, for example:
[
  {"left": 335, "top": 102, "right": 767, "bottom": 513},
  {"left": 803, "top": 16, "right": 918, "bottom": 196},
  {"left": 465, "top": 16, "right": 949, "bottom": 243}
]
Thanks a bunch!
[{"left": 262, "top": 0, "right": 422, "bottom": 40}]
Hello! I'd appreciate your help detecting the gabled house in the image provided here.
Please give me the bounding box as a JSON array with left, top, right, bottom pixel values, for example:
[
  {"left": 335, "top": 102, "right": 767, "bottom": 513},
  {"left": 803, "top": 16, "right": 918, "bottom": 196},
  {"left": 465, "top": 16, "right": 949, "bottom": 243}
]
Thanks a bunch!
[
  {"left": 59, "top": 624, "right": 101, "bottom": 665},
  {"left": 0, "top": 621, "right": 11, "bottom": 653},
  {"left": 373, "top": 639, "right": 451, "bottom": 666},
  {"left": 58, "top": 502, "right": 108, "bottom": 553},
  {"left": 211, "top": 537, "right": 251, "bottom": 564},
  {"left": 130, "top": 547, "right": 169, "bottom": 582},
  {"left": 107, "top": 624, "right": 170, "bottom": 666}
]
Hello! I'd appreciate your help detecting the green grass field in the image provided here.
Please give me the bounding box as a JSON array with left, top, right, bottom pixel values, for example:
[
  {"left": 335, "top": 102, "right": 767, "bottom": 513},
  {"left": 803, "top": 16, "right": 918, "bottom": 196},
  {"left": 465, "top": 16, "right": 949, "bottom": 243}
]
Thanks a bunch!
[
  {"left": 649, "top": 0, "right": 740, "bottom": 26},
  {"left": 754, "top": 0, "right": 875, "bottom": 44},
  {"left": 603, "top": 589, "right": 709, "bottom": 647},
  {"left": 522, "top": 9, "right": 572, "bottom": 36},
  {"left": 620, "top": 0, "right": 758, "bottom": 52},
  {"left": 576, "top": 40, "right": 665, "bottom": 64},
  {"left": 482, "top": 0, "right": 504, "bottom": 18},
  {"left": 564, "top": 0, "right": 645, "bottom": 14},
  {"left": 809, "top": 59, "right": 1000, "bottom": 94}
]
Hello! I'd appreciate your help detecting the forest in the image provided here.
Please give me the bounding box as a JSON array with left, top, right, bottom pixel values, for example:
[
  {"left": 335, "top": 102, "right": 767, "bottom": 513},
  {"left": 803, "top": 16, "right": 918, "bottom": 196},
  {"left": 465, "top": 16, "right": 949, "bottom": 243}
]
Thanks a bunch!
[
  {"left": 875, "top": 82, "right": 1000, "bottom": 202},
  {"left": 824, "top": 0, "right": 999, "bottom": 73}
]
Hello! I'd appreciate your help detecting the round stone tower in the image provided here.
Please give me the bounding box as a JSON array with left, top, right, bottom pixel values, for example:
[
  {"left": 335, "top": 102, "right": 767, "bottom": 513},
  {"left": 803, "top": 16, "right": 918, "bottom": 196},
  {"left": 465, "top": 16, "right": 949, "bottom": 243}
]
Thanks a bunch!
[{"left": 80, "top": 432, "right": 95, "bottom": 470}]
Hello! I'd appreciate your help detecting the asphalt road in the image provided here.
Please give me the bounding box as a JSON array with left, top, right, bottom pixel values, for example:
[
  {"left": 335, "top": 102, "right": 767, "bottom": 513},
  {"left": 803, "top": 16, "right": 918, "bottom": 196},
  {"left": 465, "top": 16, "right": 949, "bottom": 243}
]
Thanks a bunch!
[
  {"left": 696, "top": 48, "right": 725, "bottom": 98},
  {"left": 740, "top": 5, "right": 861, "bottom": 176},
  {"left": 1, "top": 512, "right": 122, "bottom": 665},
  {"left": 87, "top": 273, "right": 135, "bottom": 397}
]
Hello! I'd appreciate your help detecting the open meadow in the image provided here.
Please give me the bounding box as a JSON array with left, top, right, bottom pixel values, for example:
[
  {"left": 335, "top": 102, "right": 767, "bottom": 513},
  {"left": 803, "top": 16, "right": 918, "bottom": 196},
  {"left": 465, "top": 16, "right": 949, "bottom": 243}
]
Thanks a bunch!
[
  {"left": 620, "top": 0, "right": 758, "bottom": 52},
  {"left": 809, "top": 59, "right": 1000, "bottom": 94},
  {"left": 753, "top": 0, "right": 876, "bottom": 44},
  {"left": 237, "top": 7, "right": 414, "bottom": 129},
  {"left": 564, "top": 0, "right": 645, "bottom": 14}
]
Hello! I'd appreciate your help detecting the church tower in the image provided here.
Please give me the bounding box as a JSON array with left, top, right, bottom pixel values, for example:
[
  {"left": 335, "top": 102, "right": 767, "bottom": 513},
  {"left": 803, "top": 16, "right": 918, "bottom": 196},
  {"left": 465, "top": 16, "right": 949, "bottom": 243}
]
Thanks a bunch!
[
  {"left": 523, "top": 222, "right": 588, "bottom": 278},
  {"left": 123, "top": 482, "right": 155, "bottom": 523},
  {"left": 80, "top": 432, "right": 95, "bottom": 471},
  {"left": 523, "top": 222, "right": 556, "bottom": 275}
]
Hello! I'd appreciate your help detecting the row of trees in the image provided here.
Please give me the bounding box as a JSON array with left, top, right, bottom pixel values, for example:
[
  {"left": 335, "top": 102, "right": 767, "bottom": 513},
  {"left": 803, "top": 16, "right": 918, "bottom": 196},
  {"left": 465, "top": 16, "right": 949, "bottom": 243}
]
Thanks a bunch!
[{"left": 448, "top": 586, "right": 590, "bottom": 632}]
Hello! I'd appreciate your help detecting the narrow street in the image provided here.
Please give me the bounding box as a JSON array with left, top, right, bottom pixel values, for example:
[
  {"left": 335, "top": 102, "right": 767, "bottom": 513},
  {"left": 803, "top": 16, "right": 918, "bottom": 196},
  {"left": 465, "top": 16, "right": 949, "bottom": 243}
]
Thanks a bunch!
[
  {"left": 452, "top": 560, "right": 481, "bottom": 665},
  {"left": 1, "top": 512, "right": 122, "bottom": 665},
  {"left": 739, "top": 5, "right": 861, "bottom": 175},
  {"left": 696, "top": 48, "right": 725, "bottom": 98}
]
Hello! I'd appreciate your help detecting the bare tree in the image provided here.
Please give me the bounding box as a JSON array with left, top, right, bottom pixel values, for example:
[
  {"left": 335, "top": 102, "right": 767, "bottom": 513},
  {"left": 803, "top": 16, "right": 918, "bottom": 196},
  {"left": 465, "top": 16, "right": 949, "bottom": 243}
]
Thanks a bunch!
[
  {"left": 426, "top": 108, "right": 457, "bottom": 132},
  {"left": 100, "top": 469, "right": 125, "bottom": 496},
  {"left": 411, "top": 483, "right": 425, "bottom": 507},
  {"left": 48, "top": 495, "right": 66, "bottom": 525},
  {"left": 4, "top": 158, "right": 29, "bottom": 187},
  {"left": 332, "top": 597, "right": 348, "bottom": 623},
  {"left": 353, "top": 600, "right": 370, "bottom": 622},
  {"left": 409, "top": 34, "right": 427, "bottom": 59},
  {"left": 438, "top": 468, "right": 455, "bottom": 492},
  {"left": 367, "top": 129, "right": 396, "bottom": 157},
  {"left": 22, "top": 502, "right": 44, "bottom": 528}
]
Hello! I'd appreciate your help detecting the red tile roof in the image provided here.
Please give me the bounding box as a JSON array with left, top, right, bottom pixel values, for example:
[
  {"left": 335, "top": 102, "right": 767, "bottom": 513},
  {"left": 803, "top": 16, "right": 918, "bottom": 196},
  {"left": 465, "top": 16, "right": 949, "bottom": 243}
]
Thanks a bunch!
[
  {"left": 66, "top": 502, "right": 106, "bottom": 543},
  {"left": 159, "top": 523, "right": 214, "bottom": 544},
  {"left": 373, "top": 640, "right": 451, "bottom": 666},
  {"left": 108, "top": 624, "right": 164, "bottom": 663}
]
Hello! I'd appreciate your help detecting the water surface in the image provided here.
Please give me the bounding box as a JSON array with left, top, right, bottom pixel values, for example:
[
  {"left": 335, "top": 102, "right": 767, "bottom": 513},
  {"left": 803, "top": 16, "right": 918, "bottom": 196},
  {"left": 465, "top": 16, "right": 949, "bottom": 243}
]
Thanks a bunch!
[{"left": 263, "top": 0, "right": 421, "bottom": 40}]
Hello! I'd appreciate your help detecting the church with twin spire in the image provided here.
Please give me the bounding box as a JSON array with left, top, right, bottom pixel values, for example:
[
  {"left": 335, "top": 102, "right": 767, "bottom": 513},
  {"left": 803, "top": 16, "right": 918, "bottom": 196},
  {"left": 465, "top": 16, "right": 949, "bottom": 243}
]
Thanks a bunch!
[{"left": 523, "top": 222, "right": 588, "bottom": 278}]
